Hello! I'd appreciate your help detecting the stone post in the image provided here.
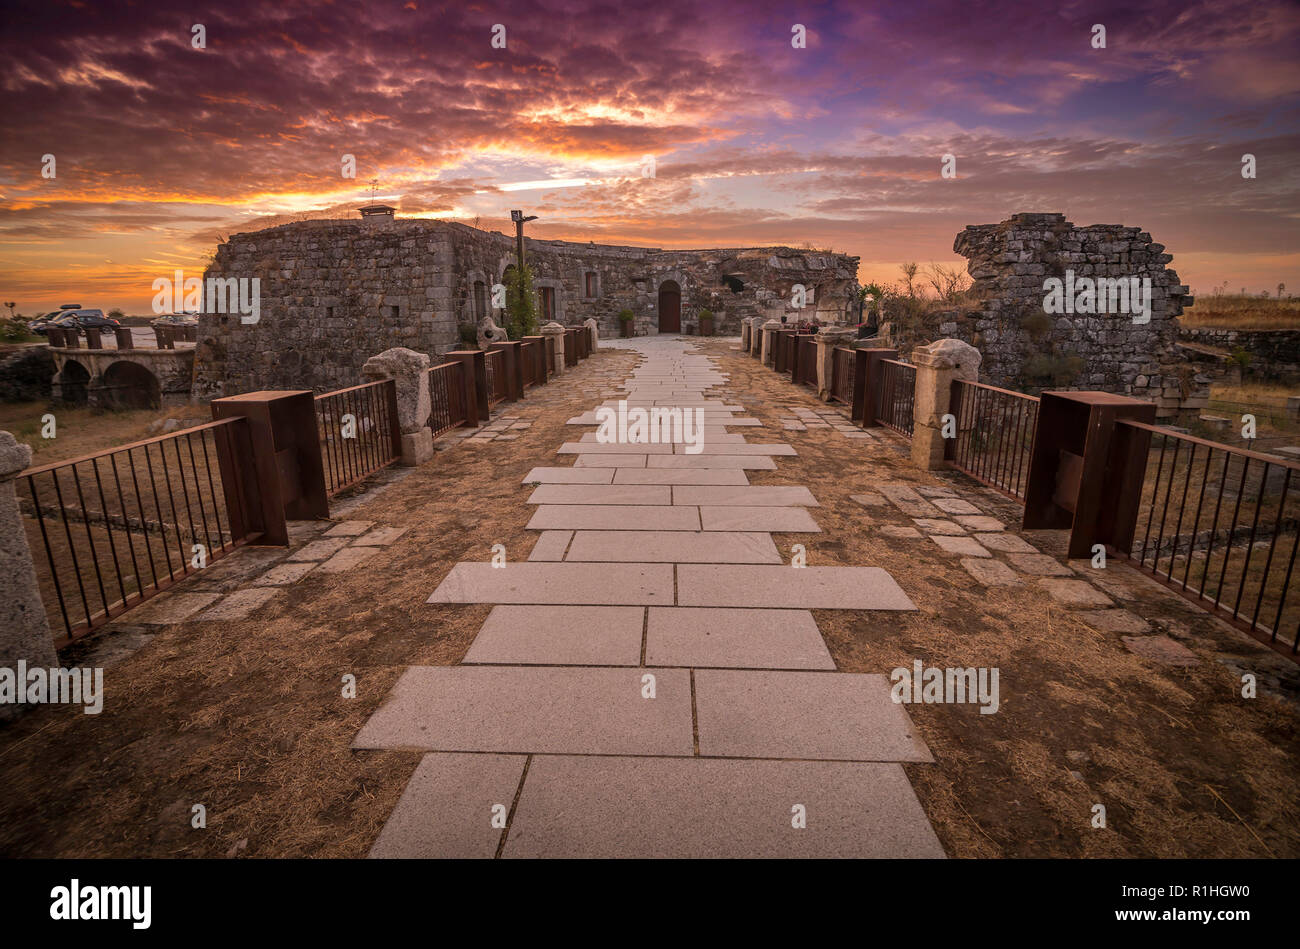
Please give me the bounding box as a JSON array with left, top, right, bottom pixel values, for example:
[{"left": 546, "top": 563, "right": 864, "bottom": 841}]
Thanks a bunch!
[
  {"left": 814, "top": 327, "right": 856, "bottom": 401},
  {"left": 740, "top": 320, "right": 751, "bottom": 352},
  {"left": 362, "top": 347, "right": 433, "bottom": 466},
  {"left": 759, "top": 319, "right": 783, "bottom": 367},
  {"left": 541, "top": 322, "right": 566, "bottom": 376},
  {"left": 0, "top": 431, "right": 60, "bottom": 712},
  {"left": 584, "top": 317, "right": 599, "bottom": 351},
  {"left": 910, "top": 339, "right": 981, "bottom": 471}
]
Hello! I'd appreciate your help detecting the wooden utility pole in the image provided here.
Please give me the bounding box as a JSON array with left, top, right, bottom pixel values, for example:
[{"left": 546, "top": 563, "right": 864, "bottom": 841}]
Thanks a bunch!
[{"left": 510, "top": 209, "right": 538, "bottom": 270}]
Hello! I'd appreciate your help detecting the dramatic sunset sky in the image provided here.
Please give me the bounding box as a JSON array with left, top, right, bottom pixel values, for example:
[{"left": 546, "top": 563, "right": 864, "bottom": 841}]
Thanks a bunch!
[{"left": 2, "top": 0, "right": 1298, "bottom": 314}]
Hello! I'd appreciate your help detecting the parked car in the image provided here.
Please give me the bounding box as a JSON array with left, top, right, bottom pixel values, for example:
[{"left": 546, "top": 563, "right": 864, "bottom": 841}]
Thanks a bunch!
[
  {"left": 67, "top": 309, "right": 121, "bottom": 332},
  {"left": 27, "top": 311, "right": 68, "bottom": 334},
  {"left": 151, "top": 313, "right": 199, "bottom": 327}
]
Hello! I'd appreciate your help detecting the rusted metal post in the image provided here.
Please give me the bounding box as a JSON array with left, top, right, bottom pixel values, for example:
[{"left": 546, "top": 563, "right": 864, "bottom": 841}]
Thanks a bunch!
[
  {"left": 448, "top": 349, "right": 488, "bottom": 424},
  {"left": 523, "top": 335, "right": 547, "bottom": 384},
  {"left": 858, "top": 348, "right": 898, "bottom": 428},
  {"left": 209, "top": 390, "right": 328, "bottom": 546},
  {"left": 1022, "top": 391, "right": 1155, "bottom": 558},
  {"left": 491, "top": 340, "right": 525, "bottom": 401}
]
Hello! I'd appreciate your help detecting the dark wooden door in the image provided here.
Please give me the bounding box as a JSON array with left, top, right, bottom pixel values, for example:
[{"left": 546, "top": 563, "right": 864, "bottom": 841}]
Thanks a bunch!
[{"left": 658, "top": 281, "right": 681, "bottom": 333}]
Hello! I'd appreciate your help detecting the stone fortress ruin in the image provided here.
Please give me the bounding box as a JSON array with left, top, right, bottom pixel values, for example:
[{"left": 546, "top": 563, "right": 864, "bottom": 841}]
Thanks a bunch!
[{"left": 189, "top": 211, "right": 860, "bottom": 400}]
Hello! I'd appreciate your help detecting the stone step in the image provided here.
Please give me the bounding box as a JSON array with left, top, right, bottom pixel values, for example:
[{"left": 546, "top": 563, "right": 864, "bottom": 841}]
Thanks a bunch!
[
  {"left": 565, "top": 530, "right": 782, "bottom": 563},
  {"left": 502, "top": 756, "right": 945, "bottom": 858},
  {"left": 646, "top": 455, "right": 778, "bottom": 470},
  {"left": 694, "top": 670, "right": 933, "bottom": 761},
  {"left": 521, "top": 467, "right": 614, "bottom": 484},
  {"left": 527, "top": 504, "right": 701, "bottom": 531},
  {"left": 674, "top": 485, "right": 819, "bottom": 507},
  {"left": 612, "top": 468, "right": 749, "bottom": 485},
  {"left": 428, "top": 561, "right": 675, "bottom": 604},
  {"left": 352, "top": 666, "right": 693, "bottom": 756},
  {"left": 646, "top": 607, "right": 834, "bottom": 669},
  {"left": 677, "top": 565, "right": 915, "bottom": 609},
  {"left": 698, "top": 506, "right": 821, "bottom": 532},
  {"left": 526, "top": 484, "right": 672, "bottom": 505},
  {"left": 464, "top": 605, "right": 644, "bottom": 665}
]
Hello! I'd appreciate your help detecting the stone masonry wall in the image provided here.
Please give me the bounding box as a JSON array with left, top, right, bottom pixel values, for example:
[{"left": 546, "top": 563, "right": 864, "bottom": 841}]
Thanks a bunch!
[
  {"left": 192, "top": 218, "right": 858, "bottom": 400},
  {"left": 951, "top": 213, "right": 1204, "bottom": 417},
  {"left": 1178, "top": 327, "right": 1300, "bottom": 381}
]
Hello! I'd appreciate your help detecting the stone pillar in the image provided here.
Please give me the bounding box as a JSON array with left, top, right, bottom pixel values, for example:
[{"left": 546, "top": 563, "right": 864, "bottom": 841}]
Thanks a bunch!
[
  {"left": 541, "top": 322, "right": 566, "bottom": 376},
  {"left": 0, "top": 431, "right": 60, "bottom": 714},
  {"left": 584, "top": 318, "right": 599, "bottom": 351},
  {"left": 362, "top": 347, "right": 433, "bottom": 466},
  {"left": 910, "top": 339, "right": 981, "bottom": 470},
  {"left": 759, "top": 319, "right": 783, "bottom": 367},
  {"left": 814, "top": 327, "right": 855, "bottom": 400},
  {"left": 739, "top": 320, "right": 751, "bottom": 352}
]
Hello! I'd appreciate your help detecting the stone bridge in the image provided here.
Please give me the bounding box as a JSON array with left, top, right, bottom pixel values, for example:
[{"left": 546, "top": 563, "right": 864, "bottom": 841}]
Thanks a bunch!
[{"left": 49, "top": 344, "right": 195, "bottom": 409}]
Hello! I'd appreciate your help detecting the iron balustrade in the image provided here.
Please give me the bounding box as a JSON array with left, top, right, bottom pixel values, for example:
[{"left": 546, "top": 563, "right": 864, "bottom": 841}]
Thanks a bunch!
[
  {"left": 18, "top": 418, "right": 256, "bottom": 646},
  {"left": 873, "top": 359, "right": 916, "bottom": 437},
  {"left": 428, "top": 361, "right": 468, "bottom": 437},
  {"left": 1117, "top": 420, "right": 1298, "bottom": 654},
  {"left": 314, "top": 379, "right": 400, "bottom": 497},
  {"left": 948, "top": 379, "right": 1041, "bottom": 501}
]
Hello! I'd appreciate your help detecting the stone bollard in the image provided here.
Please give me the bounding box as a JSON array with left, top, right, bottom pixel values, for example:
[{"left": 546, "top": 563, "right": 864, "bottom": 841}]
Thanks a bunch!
[
  {"left": 760, "top": 319, "right": 783, "bottom": 366},
  {"left": 814, "top": 327, "right": 856, "bottom": 400},
  {"left": 362, "top": 347, "right": 433, "bottom": 466},
  {"left": 0, "top": 431, "right": 59, "bottom": 720},
  {"left": 541, "top": 322, "right": 566, "bottom": 376},
  {"left": 910, "top": 338, "right": 982, "bottom": 470},
  {"left": 584, "top": 317, "right": 599, "bottom": 351}
]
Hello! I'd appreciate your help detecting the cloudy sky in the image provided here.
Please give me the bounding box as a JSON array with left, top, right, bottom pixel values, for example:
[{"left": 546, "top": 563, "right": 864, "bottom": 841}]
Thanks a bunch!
[{"left": 2, "top": 0, "right": 1298, "bottom": 313}]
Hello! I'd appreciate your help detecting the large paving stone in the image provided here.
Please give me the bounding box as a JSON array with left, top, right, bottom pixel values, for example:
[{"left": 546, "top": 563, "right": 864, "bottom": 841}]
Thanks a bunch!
[
  {"left": 288, "top": 536, "right": 351, "bottom": 561},
  {"left": 960, "top": 558, "right": 1020, "bottom": 586},
  {"left": 464, "top": 605, "right": 644, "bottom": 665},
  {"left": 559, "top": 442, "right": 673, "bottom": 454},
  {"left": 352, "top": 666, "right": 693, "bottom": 755},
  {"left": 676, "top": 443, "right": 796, "bottom": 455},
  {"left": 566, "top": 530, "right": 781, "bottom": 563},
  {"left": 526, "top": 484, "right": 671, "bottom": 505},
  {"left": 573, "top": 454, "right": 648, "bottom": 468},
  {"left": 699, "top": 506, "right": 821, "bottom": 532},
  {"left": 428, "top": 562, "right": 674, "bottom": 604},
  {"left": 673, "top": 485, "right": 819, "bottom": 507},
  {"left": 368, "top": 752, "right": 526, "bottom": 858},
  {"left": 646, "top": 608, "right": 834, "bottom": 669},
  {"left": 123, "top": 592, "right": 221, "bottom": 625},
  {"left": 929, "top": 535, "right": 990, "bottom": 557},
  {"left": 1040, "top": 579, "right": 1114, "bottom": 608},
  {"left": 319, "top": 546, "right": 382, "bottom": 573},
  {"left": 694, "top": 670, "right": 932, "bottom": 761},
  {"left": 612, "top": 468, "right": 749, "bottom": 485},
  {"left": 646, "top": 454, "right": 778, "bottom": 470},
  {"left": 1006, "top": 553, "right": 1073, "bottom": 576},
  {"left": 527, "top": 530, "right": 572, "bottom": 561},
  {"left": 194, "top": 587, "right": 278, "bottom": 621},
  {"left": 503, "top": 756, "right": 945, "bottom": 858},
  {"left": 521, "top": 467, "right": 613, "bottom": 484},
  {"left": 973, "top": 532, "right": 1037, "bottom": 553},
  {"left": 677, "top": 565, "right": 916, "bottom": 610},
  {"left": 527, "top": 505, "right": 701, "bottom": 531}
]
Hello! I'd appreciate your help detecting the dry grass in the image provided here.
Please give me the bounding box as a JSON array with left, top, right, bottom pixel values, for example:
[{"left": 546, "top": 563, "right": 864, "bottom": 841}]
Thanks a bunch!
[{"left": 1181, "top": 295, "right": 1300, "bottom": 330}]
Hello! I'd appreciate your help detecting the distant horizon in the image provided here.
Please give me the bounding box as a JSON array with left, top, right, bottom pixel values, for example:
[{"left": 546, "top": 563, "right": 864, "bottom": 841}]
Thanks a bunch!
[{"left": 2, "top": 0, "right": 1297, "bottom": 314}]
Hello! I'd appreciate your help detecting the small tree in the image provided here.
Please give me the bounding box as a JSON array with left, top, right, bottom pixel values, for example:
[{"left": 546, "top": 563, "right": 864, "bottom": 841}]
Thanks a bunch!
[
  {"left": 505, "top": 263, "right": 538, "bottom": 340},
  {"left": 899, "top": 262, "right": 919, "bottom": 298},
  {"left": 108, "top": 308, "right": 125, "bottom": 321}
]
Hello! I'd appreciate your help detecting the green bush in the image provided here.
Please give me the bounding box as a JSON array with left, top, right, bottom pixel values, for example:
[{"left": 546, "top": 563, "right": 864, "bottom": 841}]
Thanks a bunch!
[
  {"left": 617, "top": 309, "right": 634, "bottom": 322},
  {"left": 505, "top": 264, "right": 538, "bottom": 340}
]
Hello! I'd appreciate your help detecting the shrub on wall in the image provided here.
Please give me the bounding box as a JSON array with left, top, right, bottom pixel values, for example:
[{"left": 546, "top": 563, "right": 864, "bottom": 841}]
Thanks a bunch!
[{"left": 505, "top": 264, "right": 538, "bottom": 340}]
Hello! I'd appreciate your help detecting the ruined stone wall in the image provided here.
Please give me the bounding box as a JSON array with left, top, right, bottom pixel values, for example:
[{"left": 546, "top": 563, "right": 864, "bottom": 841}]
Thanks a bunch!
[
  {"left": 1178, "top": 327, "right": 1300, "bottom": 381},
  {"left": 191, "top": 218, "right": 859, "bottom": 400},
  {"left": 951, "top": 213, "right": 1202, "bottom": 417}
]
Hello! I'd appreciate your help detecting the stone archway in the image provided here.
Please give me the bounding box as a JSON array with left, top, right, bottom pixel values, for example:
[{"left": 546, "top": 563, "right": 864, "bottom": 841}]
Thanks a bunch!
[
  {"left": 101, "top": 360, "right": 162, "bottom": 409},
  {"left": 57, "top": 360, "right": 90, "bottom": 405},
  {"left": 658, "top": 280, "right": 681, "bottom": 333}
]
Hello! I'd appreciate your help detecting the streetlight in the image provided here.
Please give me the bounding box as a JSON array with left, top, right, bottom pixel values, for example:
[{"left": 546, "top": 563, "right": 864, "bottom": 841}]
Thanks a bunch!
[{"left": 510, "top": 209, "right": 538, "bottom": 269}]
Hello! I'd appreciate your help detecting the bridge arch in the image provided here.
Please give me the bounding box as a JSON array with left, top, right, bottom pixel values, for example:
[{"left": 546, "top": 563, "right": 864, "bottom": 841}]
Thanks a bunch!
[
  {"left": 57, "top": 359, "right": 90, "bottom": 405},
  {"left": 101, "top": 360, "right": 161, "bottom": 409}
]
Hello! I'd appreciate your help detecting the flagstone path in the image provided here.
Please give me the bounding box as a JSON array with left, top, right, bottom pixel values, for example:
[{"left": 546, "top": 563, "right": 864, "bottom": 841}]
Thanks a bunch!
[{"left": 354, "top": 337, "right": 945, "bottom": 858}]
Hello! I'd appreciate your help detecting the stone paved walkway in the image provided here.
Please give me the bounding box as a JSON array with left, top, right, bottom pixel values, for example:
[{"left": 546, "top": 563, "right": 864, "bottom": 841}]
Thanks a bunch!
[{"left": 354, "top": 337, "right": 945, "bottom": 858}]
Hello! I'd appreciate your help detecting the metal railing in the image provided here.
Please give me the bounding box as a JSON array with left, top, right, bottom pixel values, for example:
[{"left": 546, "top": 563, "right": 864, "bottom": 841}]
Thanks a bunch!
[
  {"left": 1117, "top": 421, "right": 1298, "bottom": 653},
  {"left": 484, "top": 349, "right": 507, "bottom": 406},
  {"left": 314, "top": 379, "right": 400, "bottom": 496},
  {"left": 948, "top": 379, "right": 1041, "bottom": 501},
  {"left": 873, "top": 359, "right": 916, "bottom": 437},
  {"left": 830, "top": 346, "right": 854, "bottom": 404},
  {"left": 428, "top": 361, "right": 467, "bottom": 437},
  {"left": 521, "top": 340, "right": 537, "bottom": 387},
  {"left": 19, "top": 419, "right": 256, "bottom": 646},
  {"left": 797, "top": 336, "right": 818, "bottom": 388}
]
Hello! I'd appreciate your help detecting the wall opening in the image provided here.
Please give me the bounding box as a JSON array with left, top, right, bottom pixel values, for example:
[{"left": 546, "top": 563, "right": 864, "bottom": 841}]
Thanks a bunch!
[
  {"left": 57, "top": 360, "right": 90, "bottom": 405},
  {"left": 101, "top": 361, "right": 161, "bottom": 410}
]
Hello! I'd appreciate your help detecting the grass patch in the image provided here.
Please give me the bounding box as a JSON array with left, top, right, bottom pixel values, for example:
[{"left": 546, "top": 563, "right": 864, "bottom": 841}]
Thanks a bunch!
[{"left": 1181, "top": 295, "right": 1300, "bottom": 330}]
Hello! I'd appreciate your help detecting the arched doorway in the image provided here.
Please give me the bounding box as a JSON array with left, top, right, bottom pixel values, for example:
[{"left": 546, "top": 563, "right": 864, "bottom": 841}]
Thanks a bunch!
[
  {"left": 102, "top": 361, "right": 161, "bottom": 409},
  {"left": 58, "top": 360, "right": 90, "bottom": 405},
  {"left": 658, "top": 280, "right": 681, "bottom": 333}
]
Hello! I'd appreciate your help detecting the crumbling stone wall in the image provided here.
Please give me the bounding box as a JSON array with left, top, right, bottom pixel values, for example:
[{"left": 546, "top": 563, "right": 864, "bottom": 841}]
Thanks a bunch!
[
  {"left": 191, "top": 218, "right": 858, "bottom": 400},
  {"left": 950, "top": 213, "right": 1204, "bottom": 417},
  {"left": 1178, "top": 327, "right": 1300, "bottom": 382}
]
